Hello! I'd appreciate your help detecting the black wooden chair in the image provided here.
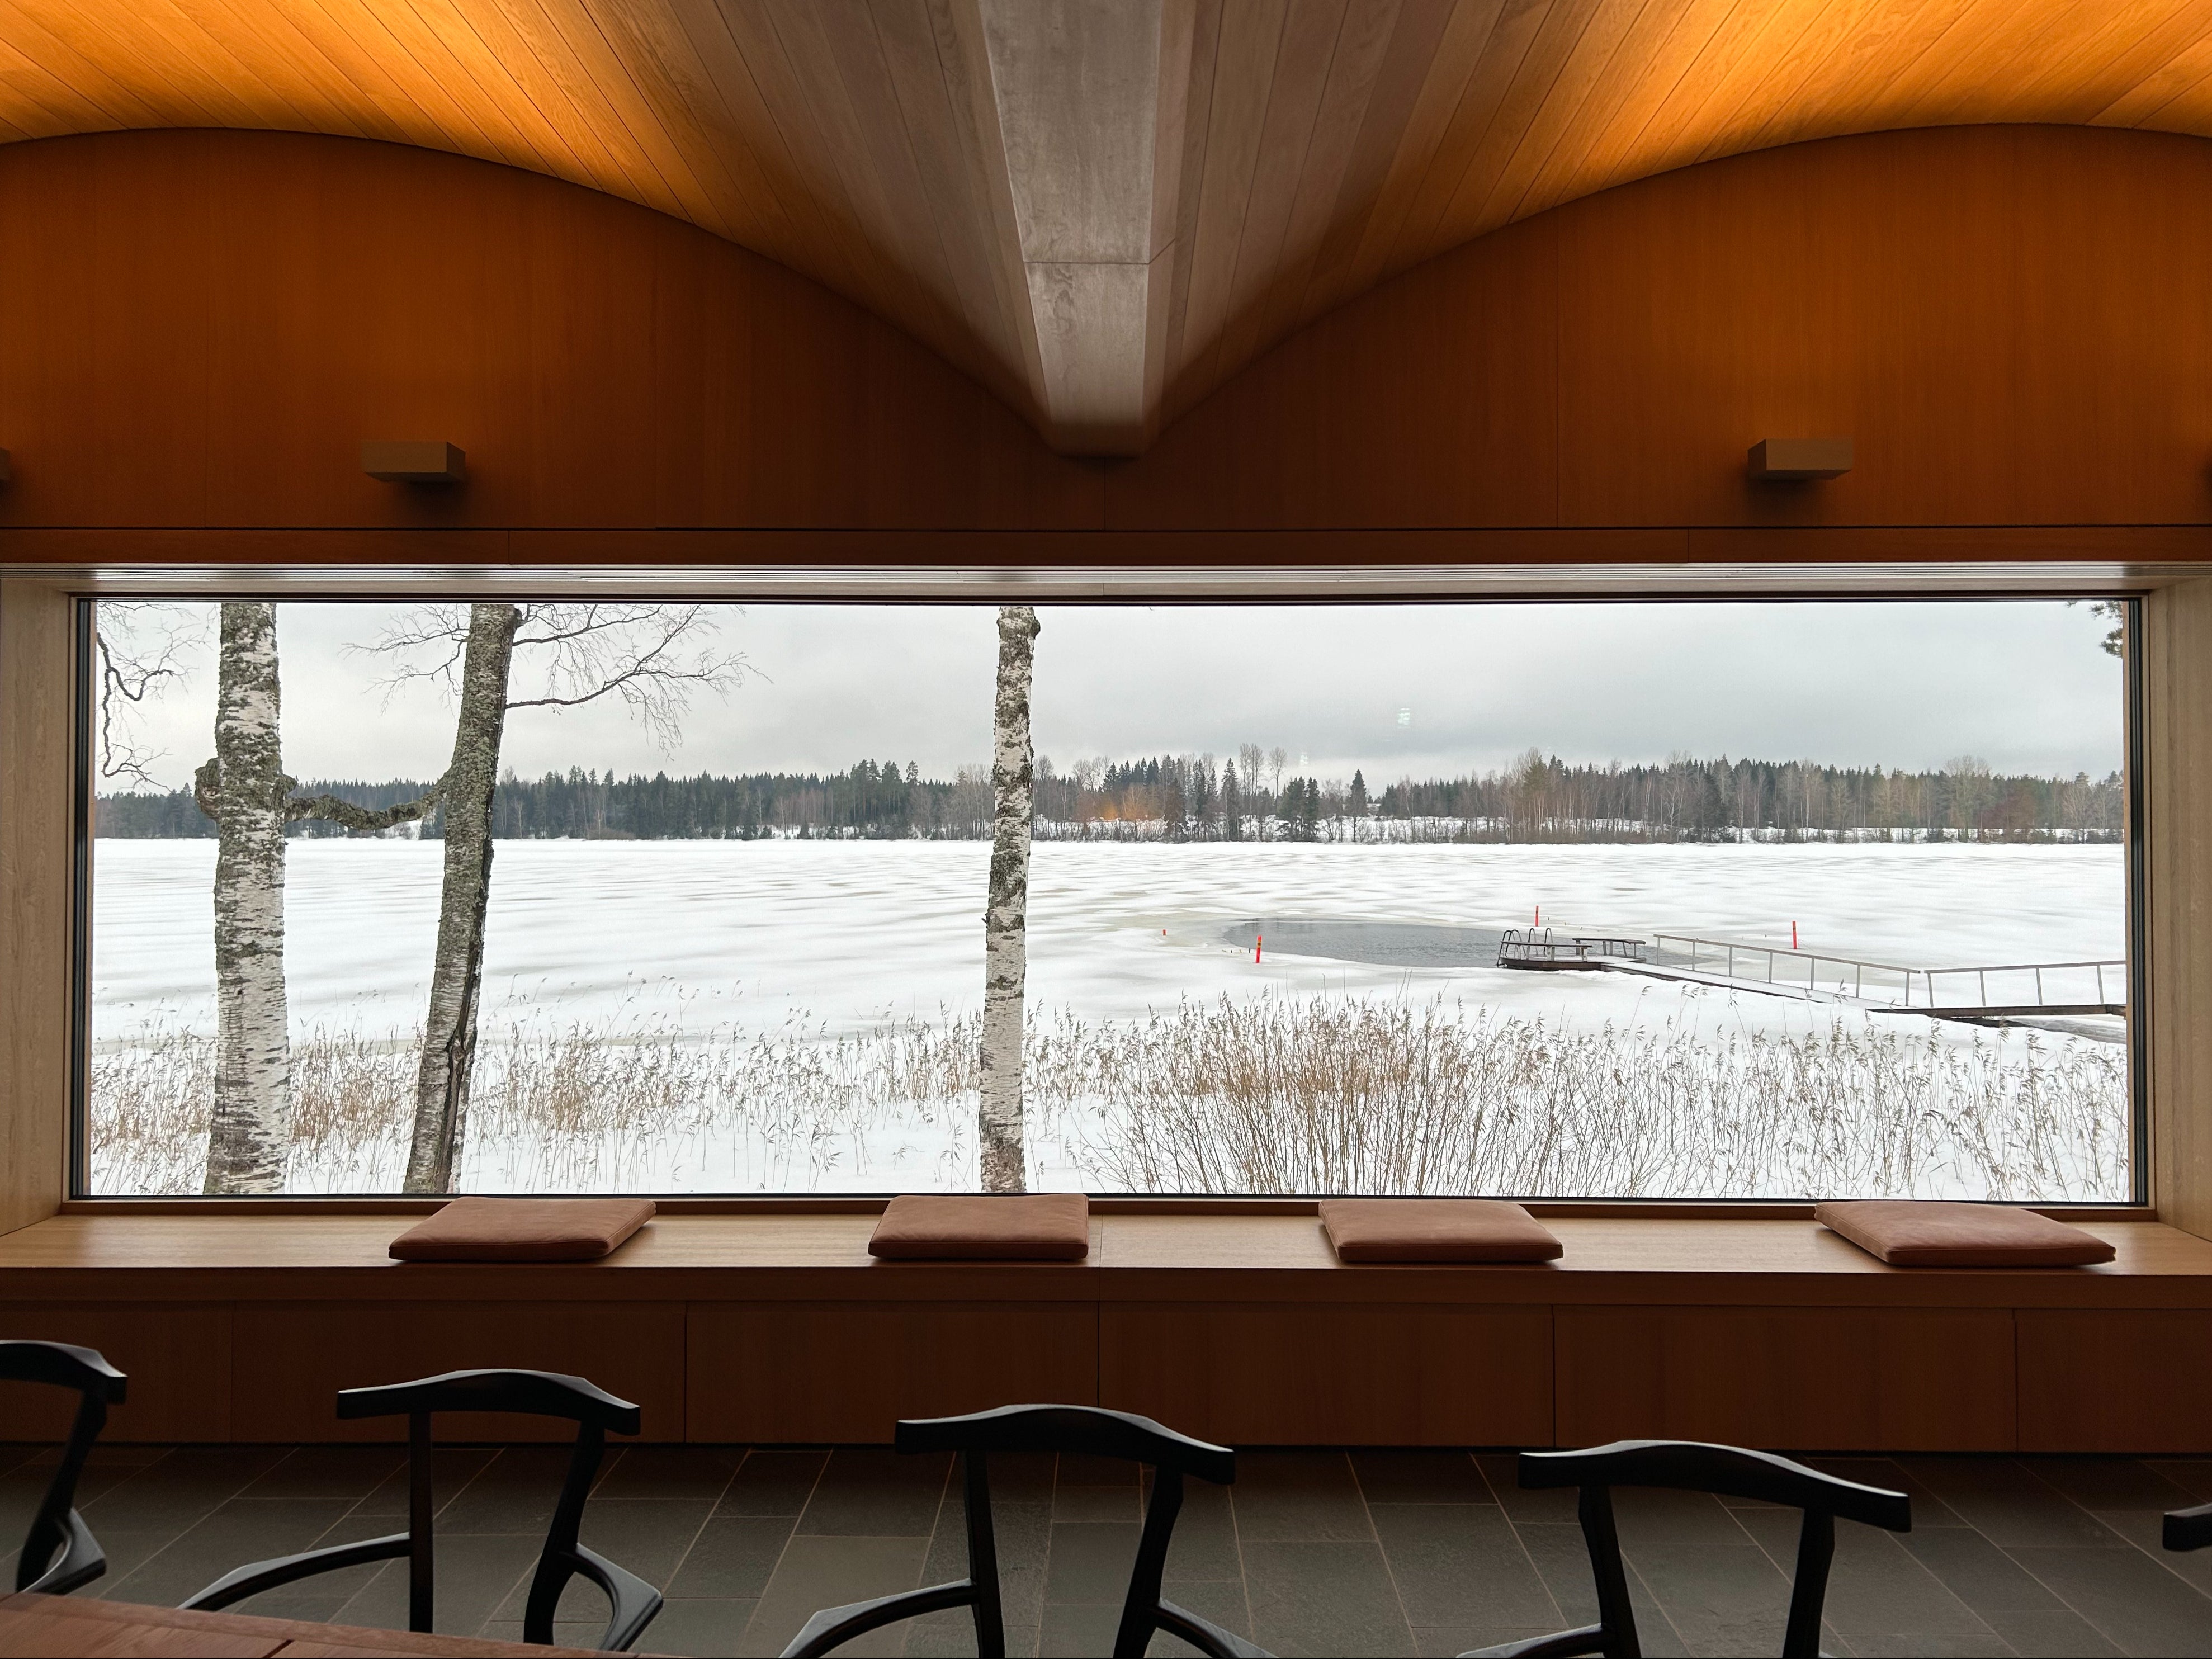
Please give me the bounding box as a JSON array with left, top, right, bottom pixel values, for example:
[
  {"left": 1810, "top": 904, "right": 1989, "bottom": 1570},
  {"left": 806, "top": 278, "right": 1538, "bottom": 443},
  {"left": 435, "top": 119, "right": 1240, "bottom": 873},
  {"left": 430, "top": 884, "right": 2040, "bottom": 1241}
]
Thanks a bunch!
[
  {"left": 182, "top": 1368, "right": 662, "bottom": 1651},
  {"left": 1463, "top": 1440, "right": 1911, "bottom": 1659},
  {"left": 1, "top": 1339, "right": 128, "bottom": 1596},
  {"left": 780, "top": 1403, "right": 1272, "bottom": 1659},
  {"left": 2163, "top": 1503, "right": 2212, "bottom": 1551}
]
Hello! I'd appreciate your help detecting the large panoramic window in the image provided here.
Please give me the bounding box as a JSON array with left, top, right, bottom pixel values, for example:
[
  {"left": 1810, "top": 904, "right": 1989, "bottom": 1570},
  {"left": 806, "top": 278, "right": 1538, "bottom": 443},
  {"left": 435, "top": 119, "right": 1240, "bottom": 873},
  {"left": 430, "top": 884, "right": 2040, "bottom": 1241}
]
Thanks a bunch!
[{"left": 82, "top": 597, "right": 2133, "bottom": 1202}]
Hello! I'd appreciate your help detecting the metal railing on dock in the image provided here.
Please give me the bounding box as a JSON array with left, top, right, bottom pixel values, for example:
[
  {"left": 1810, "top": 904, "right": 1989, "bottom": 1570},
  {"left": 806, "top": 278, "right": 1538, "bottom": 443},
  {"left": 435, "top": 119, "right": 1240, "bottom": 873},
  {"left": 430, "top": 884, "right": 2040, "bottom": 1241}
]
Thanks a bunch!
[
  {"left": 1497, "top": 928, "right": 1648, "bottom": 967},
  {"left": 1647, "top": 933, "right": 2123, "bottom": 1012}
]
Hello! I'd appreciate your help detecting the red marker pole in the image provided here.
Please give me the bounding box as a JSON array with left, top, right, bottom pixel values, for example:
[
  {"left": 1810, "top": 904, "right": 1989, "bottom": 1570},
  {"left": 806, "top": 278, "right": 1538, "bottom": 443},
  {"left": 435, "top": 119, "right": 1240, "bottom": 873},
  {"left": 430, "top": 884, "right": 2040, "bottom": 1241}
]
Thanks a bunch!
[
  {"left": 1255, "top": 933, "right": 1263, "bottom": 964},
  {"left": 1792, "top": 920, "right": 1799, "bottom": 951}
]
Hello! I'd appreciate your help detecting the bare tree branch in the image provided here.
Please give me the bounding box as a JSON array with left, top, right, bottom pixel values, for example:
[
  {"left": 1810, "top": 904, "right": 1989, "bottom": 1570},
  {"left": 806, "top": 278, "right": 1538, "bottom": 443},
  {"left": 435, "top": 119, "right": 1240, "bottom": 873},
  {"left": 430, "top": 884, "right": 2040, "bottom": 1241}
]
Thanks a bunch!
[
  {"left": 195, "top": 758, "right": 446, "bottom": 834},
  {"left": 95, "top": 603, "right": 205, "bottom": 786},
  {"left": 363, "top": 601, "right": 747, "bottom": 751}
]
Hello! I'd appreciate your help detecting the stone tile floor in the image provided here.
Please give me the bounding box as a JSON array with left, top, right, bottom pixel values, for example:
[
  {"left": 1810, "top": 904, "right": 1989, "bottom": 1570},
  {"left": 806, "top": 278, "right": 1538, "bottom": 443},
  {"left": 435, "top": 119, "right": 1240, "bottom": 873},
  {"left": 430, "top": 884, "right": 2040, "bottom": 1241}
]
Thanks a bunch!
[{"left": 3, "top": 1443, "right": 2210, "bottom": 1657}]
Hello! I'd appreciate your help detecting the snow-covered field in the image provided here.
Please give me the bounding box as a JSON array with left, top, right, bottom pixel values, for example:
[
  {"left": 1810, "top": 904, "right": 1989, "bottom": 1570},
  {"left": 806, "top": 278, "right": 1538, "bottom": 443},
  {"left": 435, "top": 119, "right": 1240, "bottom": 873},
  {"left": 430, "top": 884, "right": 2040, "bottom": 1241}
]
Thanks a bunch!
[{"left": 88, "top": 840, "right": 2132, "bottom": 1199}]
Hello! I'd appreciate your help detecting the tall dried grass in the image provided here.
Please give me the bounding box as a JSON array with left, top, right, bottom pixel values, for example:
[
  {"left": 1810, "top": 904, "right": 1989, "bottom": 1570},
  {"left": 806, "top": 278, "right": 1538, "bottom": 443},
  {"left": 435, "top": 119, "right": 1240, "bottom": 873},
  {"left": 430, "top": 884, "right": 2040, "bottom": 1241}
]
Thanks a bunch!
[{"left": 87, "top": 993, "right": 2128, "bottom": 1199}]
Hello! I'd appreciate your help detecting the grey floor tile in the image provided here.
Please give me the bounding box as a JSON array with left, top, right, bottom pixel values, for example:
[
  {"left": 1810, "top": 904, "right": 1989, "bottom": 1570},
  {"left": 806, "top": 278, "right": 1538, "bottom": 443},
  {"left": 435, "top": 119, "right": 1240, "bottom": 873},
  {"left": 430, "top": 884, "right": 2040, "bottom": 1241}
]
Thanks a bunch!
[
  {"left": 2030, "top": 1460, "right": 2200, "bottom": 1514},
  {"left": 1511, "top": 1521, "right": 1685, "bottom": 1656},
  {"left": 723, "top": 1450, "right": 828, "bottom": 1517},
  {"left": 1626, "top": 1544, "right": 1794, "bottom": 1658},
  {"left": 799, "top": 1450, "right": 951, "bottom": 1538},
  {"left": 640, "top": 1597, "right": 762, "bottom": 1658},
  {"left": 2097, "top": 1508, "right": 2212, "bottom": 1597},
  {"left": 2004, "top": 1544, "right": 2212, "bottom": 1657},
  {"left": 1732, "top": 1509, "right": 1994, "bottom": 1651},
  {"left": 1613, "top": 1486, "right": 1758, "bottom": 1551},
  {"left": 331, "top": 1531, "right": 546, "bottom": 1636},
  {"left": 1842, "top": 1633, "right": 2015, "bottom": 1658},
  {"left": 923, "top": 1495, "right": 1049, "bottom": 1628},
  {"left": 1368, "top": 1502, "right": 1557, "bottom": 1627},
  {"left": 1057, "top": 1454, "right": 1138, "bottom": 1489},
  {"left": 579, "top": 1497, "right": 715, "bottom": 1582},
  {"left": 1414, "top": 1628, "right": 1557, "bottom": 1658},
  {"left": 1351, "top": 1452, "right": 1491, "bottom": 1505},
  {"left": 476, "top": 1618, "right": 612, "bottom": 1648},
  {"left": 667, "top": 1512, "right": 799, "bottom": 1599},
  {"left": 1242, "top": 1538, "right": 1415, "bottom": 1658},
  {"left": 1039, "top": 1601, "right": 1122, "bottom": 1657},
  {"left": 743, "top": 1533, "right": 930, "bottom": 1658},
  {"left": 78, "top": 1445, "right": 290, "bottom": 1534},
  {"left": 1908, "top": 1460, "right": 2127, "bottom": 1549},
  {"left": 431, "top": 1446, "right": 578, "bottom": 1534},
  {"left": 1044, "top": 1520, "right": 1140, "bottom": 1606},
  {"left": 908, "top": 1606, "right": 1037, "bottom": 1657},
  {"left": 1985, "top": 1607, "right": 2124, "bottom": 1658},
  {"left": 1055, "top": 1483, "right": 1141, "bottom": 1524},
  {"left": 2143, "top": 1461, "right": 2212, "bottom": 1504},
  {"left": 1472, "top": 1456, "right": 1574, "bottom": 1526},
  {"left": 1841, "top": 1458, "right": 1970, "bottom": 1529},
  {"left": 1160, "top": 1576, "right": 1254, "bottom": 1642},
  {"left": 987, "top": 1454, "right": 1059, "bottom": 1505},
  {"left": 352, "top": 1448, "right": 499, "bottom": 1517},
  {"left": 594, "top": 1444, "right": 746, "bottom": 1502},
  {"left": 100, "top": 1495, "right": 356, "bottom": 1606},
  {"left": 1898, "top": 1527, "right": 2069, "bottom": 1617},
  {"left": 1162, "top": 1481, "right": 1240, "bottom": 1582},
  {"left": 242, "top": 1445, "right": 407, "bottom": 1500},
  {"left": 1232, "top": 1453, "right": 1370, "bottom": 1544}
]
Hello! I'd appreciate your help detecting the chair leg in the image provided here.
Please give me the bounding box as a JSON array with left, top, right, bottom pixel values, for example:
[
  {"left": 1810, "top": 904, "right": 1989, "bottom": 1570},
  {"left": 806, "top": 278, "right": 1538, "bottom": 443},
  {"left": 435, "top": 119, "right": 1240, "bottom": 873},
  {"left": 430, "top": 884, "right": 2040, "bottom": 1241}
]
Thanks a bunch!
[
  {"left": 408, "top": 1412, "right": 435, "bottom": 1633},
  {"left": 1782, "top": 1510, "right": 1835, "bottom": 1659},
  {"left": 1576, "top": 1488, "right": 1641, "bottom": 1659}
]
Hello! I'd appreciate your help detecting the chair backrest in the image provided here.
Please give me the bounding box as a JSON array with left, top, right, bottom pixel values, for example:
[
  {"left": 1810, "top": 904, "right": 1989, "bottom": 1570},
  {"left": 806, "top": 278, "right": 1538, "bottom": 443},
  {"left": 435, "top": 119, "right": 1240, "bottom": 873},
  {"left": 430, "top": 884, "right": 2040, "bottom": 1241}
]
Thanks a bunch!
[
  {"left": 874, "top": 1405, "right": 1245, "bottom": 1659},
  {"left": 1519, "top": 1440, "right": 1910, "bottom": 1659},
  {"left": 0, "top": 1339, "right": 129, "bottom": 1596},
  {"left": 183, "top": 1367, "right": 659, "bottom": 1652}
]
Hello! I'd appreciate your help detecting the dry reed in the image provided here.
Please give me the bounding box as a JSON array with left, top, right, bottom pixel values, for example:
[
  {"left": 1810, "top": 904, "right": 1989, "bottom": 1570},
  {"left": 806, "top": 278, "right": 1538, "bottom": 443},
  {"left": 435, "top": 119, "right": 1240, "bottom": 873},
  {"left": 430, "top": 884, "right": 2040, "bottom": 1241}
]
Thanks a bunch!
[{"left": 88, "top": 993, "right": 2128, "bottom": 1199}]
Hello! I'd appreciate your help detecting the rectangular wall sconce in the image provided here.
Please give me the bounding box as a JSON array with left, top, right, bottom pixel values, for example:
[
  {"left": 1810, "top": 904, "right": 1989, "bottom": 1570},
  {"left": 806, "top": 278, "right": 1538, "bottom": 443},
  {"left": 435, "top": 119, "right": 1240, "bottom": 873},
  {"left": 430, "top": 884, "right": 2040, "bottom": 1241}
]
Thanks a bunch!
[
  {"left": 362, "top": 441, "right": 466, "bottom": 484},
  {"left": 1748, "top": 437, "right": 1852, "bottom": 479}
]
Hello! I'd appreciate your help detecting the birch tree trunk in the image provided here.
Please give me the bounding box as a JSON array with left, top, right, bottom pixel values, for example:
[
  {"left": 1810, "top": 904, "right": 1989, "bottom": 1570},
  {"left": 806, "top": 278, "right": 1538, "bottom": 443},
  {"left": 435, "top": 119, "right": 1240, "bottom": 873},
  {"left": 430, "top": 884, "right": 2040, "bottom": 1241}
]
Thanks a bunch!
[
  {"left": 403, "top": 603, "right": 520, "bottom": 1193},
  {"left": 980, "top": 605, "right": 1039, "bottom": 1194},
  {"left": 201, "top": 603, "right": 291, "bottom": 1194}
]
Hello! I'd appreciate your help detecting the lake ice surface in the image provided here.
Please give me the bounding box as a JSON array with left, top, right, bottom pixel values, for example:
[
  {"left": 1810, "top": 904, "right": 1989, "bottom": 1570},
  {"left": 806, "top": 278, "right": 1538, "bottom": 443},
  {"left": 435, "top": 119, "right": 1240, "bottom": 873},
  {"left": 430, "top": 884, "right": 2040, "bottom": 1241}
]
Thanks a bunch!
[{"left": 88, "top": 839, "right": 2131, "bottom": 1196}]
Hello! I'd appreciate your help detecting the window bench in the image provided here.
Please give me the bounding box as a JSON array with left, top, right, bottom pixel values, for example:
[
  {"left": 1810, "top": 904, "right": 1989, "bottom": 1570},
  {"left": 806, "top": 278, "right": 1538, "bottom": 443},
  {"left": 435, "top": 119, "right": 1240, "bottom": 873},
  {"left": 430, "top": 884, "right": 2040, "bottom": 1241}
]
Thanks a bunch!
[{"left": 1, "top": 1214, "right": 2205, "bottom": 1452}]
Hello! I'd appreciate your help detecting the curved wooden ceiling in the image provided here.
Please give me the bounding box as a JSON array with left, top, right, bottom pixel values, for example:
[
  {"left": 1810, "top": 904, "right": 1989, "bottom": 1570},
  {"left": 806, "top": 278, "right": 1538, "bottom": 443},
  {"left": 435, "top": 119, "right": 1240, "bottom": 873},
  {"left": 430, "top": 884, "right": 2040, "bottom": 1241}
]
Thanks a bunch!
[{"left": 8, "top": 2, "right": 2212, "bottom": 455}]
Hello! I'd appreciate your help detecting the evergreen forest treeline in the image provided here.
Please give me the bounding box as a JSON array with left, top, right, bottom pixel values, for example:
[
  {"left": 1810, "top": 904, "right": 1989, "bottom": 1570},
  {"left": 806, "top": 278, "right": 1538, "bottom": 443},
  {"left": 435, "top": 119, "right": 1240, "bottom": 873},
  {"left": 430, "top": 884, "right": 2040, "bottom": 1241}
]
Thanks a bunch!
[{"left": 95, "top": 751, "right": 2125, "bottom": 844}]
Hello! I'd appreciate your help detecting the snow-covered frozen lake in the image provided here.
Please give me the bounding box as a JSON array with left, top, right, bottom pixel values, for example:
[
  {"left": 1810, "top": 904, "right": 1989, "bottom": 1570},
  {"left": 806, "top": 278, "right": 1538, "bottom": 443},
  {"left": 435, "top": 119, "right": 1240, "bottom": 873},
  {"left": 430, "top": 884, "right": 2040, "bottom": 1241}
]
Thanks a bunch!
[
  {"left": 87, "top": 839, "right": 2133, "bottom": 1200},
  {"left": 93, "top": 838, "right": 2125, "bottom": 1037}
]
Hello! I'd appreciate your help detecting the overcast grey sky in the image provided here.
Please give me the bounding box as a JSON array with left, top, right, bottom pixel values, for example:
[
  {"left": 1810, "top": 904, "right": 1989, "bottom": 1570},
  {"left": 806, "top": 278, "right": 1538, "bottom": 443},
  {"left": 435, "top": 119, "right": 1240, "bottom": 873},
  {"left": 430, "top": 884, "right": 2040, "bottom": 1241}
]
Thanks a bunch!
[{"left": 99, "top": 599, "right": 2125, "bottom": 792}]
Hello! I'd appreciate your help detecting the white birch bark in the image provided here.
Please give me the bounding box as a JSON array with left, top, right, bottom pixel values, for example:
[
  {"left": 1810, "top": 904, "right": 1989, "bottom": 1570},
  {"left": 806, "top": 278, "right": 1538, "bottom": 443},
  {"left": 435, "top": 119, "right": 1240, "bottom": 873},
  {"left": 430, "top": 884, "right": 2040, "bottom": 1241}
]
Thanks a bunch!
[
  {"left": 200, "top": 603, "right": 291, "bottom": 1194},
  {"left": 980, "top": 605, "right": 1039, "bottom": 1194},
  {"left": 403, "top": 603, "right": 520, "bottom": 1193}
]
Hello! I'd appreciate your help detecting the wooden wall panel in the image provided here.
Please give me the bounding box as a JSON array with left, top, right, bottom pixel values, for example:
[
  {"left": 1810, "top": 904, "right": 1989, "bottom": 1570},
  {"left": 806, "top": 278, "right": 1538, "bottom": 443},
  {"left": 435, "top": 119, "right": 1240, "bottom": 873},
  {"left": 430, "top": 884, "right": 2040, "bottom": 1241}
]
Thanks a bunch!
[
  {"left": 0, "top": 580, "right": 72, "bottom": 1239},
  {"left": 229, "top": 1302, "right": 686, "bottom": 1443},
  {"left": 2019, "top": 1312, "right": 2212, "bottom": 1454},
  {"left": 687, "top": 1302, "right": 1098, "bottom": 1443},
  {"left": 1112, "top": 126, "right": 2212, "bottom": 534},
  {"left": 1555, "top": 1307, "right": 2016, "bottom": 1452},
  {"left": 0, "top": 1302, "right": 230, "bottom": 1441},
  {"left": 1098, "top": 1303, "right": 1552, "bottom": 1447},
  {"left": 2145, "top": 581, "right": 2212, "bottom": 1242},
  {"left": 0, "top": 130, "right": 1103, "bottom": 536}
]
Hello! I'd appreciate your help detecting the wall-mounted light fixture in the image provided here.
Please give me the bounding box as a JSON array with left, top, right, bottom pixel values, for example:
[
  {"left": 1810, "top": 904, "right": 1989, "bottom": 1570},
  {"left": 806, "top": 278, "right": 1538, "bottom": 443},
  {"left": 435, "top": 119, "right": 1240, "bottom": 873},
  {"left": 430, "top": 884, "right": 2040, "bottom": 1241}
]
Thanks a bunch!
[
  {"left": 1748, "top": 438, "right": 1852, "bottom": 479},
  {"left": 362, "top": 441, "right": 466, "bottom": 484}
]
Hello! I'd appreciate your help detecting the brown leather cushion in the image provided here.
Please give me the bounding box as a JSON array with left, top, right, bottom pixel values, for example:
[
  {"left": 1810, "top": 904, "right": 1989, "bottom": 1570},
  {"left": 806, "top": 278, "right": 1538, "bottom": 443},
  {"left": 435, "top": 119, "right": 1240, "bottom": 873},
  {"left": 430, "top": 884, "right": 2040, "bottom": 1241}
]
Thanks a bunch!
[
  {"left": 1814, "top": 1200, "right": 2115, "bottom": 1267},
  {"left": 868, "top": 1194, "right": 1091, "bottom": 1260},
  {"left": 1320, "top": 1198, "right": 1564, "bottom": 1263},
  {"left": 389, "top": 1197, "right": 657, "bottom": 1262}
]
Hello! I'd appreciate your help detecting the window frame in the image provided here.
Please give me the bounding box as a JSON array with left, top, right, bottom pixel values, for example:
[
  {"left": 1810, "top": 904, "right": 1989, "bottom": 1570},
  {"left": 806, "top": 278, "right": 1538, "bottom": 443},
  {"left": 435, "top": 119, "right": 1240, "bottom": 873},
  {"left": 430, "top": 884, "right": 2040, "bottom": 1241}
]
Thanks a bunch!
[{"left": 63, "top": 583, "right": 2154, "bottom": 1213}]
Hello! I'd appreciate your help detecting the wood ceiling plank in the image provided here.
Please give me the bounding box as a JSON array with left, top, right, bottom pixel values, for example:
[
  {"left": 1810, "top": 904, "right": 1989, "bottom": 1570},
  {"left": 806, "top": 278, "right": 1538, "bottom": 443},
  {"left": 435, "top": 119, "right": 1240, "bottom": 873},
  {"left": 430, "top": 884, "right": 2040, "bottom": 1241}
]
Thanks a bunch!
[
  {"left": 1673, "top": 0, "right": 1892, "bottom": 165},
  {"left": 0, "top": 36, "right": 135, "bottom": 137},
  {"left": 1169, "top": 0, "right": 1290, "bottom": 386},
  {"left": 1204, "top": 0, "right": 1358, "bottom": 393},
  {"left": 1372, "top": 0, "right": 1553, "bottom": 289},
  {"left": 864, "top": 0, "right": 1031, "bottom": 401},
  {"left": 1727, "top": 0, "right": 1941, "bottom": 155},
  {"left": 1445, "top": 0, "right": 1662, "bottom": 243},
  {"left": 2096, "top": 18, "right": 2212, "bottom": 125},
  {"left": 0, "top": 1, "right": 188, "bottom": 130},
  {"left": 50, "top": 0, "right": 308, "bottom": 130},
  {"left": 1294, "top": 0, "right": 1464, "bottom": 328},
  {"left": 758, "top": 0, "right": 974, "bottom": 380},
  {"left": 1155, "top": 0, "right": 1221, "bottom": 423},
  {"left": 471, "top": 0, "right": 700, "bottom": 221},
  {"left": 308, "top": 0, "right": 585, "bottom": 179},
  {"left": 163, "top": 0, "right": 412, "bottom": 143},
  {"left": 1518, "top": 0, "right": 1733, "bottom": 215},
  {"left": 1236, "top": 0, "right": 1401, "bottom": 372},
  {"left": 1968, "top": 2, "right": 2212, "bottom": 120},
  {"left": 1877, "top": 0, "right": 2204, "bottom": 130}
]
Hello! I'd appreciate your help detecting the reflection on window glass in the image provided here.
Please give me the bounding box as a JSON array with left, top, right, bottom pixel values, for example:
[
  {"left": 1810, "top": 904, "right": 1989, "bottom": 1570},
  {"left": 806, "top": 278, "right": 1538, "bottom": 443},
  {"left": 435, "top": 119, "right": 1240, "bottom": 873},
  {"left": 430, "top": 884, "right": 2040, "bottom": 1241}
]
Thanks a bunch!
[{"left": 86, "top": 597, "right": 2130, "bottom": 1201}]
